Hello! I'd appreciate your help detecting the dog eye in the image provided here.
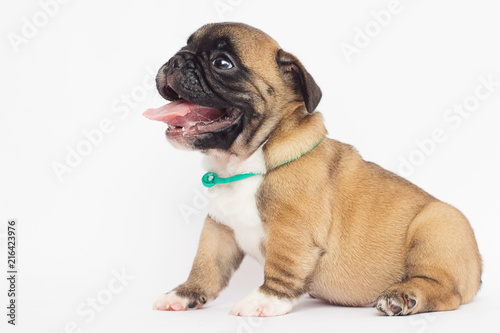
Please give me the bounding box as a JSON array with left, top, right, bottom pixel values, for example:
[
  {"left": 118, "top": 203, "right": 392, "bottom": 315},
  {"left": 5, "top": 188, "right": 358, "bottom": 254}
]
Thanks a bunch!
[{"left": 212, "top": 56, "right": 234, "bottom": 70}]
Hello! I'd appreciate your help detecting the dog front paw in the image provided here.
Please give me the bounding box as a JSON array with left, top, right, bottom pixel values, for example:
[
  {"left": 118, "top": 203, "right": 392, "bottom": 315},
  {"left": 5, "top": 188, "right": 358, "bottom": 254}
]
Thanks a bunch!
[
  {"left": 153, "top": 288, "right": 208, "bottom": 311},
  {"left": 229, "top": 289, "right": 296, "bottom": 317}
]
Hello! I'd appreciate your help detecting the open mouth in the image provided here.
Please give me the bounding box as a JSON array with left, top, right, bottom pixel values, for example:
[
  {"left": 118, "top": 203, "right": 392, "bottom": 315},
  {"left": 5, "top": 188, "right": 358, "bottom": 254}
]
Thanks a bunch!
[{"left": 143, "top": 85, "right": 243, "bottom": 136}]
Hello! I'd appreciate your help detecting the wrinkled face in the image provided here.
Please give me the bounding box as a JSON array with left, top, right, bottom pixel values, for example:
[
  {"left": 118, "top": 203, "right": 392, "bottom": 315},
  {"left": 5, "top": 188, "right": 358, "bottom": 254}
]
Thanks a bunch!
[{"left": 144, "top": 23, "right": 321, "bottom": 155}]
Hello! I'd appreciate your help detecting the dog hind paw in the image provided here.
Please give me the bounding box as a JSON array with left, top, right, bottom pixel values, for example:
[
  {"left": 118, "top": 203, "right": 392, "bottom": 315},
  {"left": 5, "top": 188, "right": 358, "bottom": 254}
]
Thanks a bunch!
[{"left": 375, "top": 291, "right": 417, "bottom": 316}]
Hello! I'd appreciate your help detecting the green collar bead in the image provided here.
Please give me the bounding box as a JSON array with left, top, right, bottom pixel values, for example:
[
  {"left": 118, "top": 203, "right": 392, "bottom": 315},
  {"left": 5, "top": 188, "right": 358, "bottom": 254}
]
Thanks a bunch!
[{"left": 201, "top": 137, "right": 324, "bottom": 188}]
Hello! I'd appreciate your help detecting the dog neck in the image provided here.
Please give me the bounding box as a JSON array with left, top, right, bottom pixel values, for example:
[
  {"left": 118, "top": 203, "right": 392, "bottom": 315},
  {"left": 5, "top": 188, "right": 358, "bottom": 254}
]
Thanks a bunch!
[{"left": 262, "top": 106, "right": 327, "bottom": 170}]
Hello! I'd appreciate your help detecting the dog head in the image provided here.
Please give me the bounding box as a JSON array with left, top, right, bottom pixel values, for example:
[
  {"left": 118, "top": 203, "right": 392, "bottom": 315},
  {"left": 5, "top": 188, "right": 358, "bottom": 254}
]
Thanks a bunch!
[{"left": 144, "top": 23, "right": 322, "bottom": 155}]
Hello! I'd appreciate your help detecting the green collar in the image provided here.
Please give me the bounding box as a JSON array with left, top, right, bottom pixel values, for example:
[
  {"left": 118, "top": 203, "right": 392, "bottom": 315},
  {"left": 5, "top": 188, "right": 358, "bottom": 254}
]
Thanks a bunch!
[{"left": 202, "top": 137, "right": 324, "bottom": 188}]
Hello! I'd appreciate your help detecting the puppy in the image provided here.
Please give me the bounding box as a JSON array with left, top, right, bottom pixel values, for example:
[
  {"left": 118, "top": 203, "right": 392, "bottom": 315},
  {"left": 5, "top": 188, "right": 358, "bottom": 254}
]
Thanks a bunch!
[{"left": 144, "top": 22, "right": 482, "bottom": 317}]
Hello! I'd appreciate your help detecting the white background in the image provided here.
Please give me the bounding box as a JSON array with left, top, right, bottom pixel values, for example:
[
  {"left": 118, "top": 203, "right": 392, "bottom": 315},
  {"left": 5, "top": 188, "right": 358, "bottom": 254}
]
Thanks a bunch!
[{"left": 1, "top": 0, "right": 499, "bottom": 332}]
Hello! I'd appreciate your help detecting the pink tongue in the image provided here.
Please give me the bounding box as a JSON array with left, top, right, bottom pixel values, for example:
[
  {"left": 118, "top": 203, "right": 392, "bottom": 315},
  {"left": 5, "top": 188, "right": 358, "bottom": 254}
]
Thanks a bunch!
[{"left": 143, "top": 100, "right": 225, "bottom": 127}]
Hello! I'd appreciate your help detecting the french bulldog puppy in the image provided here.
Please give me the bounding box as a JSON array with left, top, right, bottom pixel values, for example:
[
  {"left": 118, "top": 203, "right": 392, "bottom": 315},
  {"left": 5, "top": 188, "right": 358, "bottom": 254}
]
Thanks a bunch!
[{"left": 144, "top": 22, "right": 482, "bottom": 317}]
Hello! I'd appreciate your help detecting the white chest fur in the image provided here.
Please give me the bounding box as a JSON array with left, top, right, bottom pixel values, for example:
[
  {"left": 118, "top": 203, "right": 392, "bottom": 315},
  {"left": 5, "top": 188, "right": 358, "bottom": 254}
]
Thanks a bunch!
[{"left": 203, "top": 148, "right": 267, "bottom": 264}]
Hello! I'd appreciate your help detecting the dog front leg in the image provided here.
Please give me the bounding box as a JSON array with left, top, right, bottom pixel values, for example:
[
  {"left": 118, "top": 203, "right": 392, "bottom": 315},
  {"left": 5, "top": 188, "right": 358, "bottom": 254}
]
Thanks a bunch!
[
  {"left": 153, "top": 216, "right": 244, "bottom": 311},
  {"left": 230, "top": 223, "right": 324, "bottom": 317}
]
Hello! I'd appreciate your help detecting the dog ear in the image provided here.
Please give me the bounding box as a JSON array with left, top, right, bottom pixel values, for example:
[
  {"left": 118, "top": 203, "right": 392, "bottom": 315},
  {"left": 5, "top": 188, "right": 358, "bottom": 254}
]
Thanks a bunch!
[{"left": 277, "top": 49, "right": 322, "bottom": 113}]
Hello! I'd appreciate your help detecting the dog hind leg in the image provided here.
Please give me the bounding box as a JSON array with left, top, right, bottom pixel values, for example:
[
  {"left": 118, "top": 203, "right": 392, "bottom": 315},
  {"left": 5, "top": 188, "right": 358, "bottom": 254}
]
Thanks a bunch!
[{"left": 375, "top": 201, "right": 482, "bottom": 316}]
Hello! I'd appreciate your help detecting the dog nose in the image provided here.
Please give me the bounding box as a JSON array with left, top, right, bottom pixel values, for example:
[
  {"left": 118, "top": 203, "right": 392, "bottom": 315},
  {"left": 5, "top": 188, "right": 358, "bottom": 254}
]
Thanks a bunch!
[
  {"left": 168, "top": 52, "right": 196, "bottom": 70},
  {"left": 172, "top": 55, "right": 185, "bottom": 69}
]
